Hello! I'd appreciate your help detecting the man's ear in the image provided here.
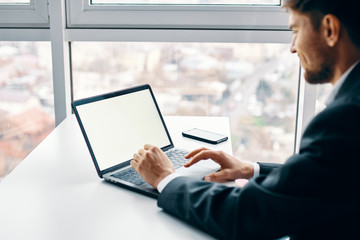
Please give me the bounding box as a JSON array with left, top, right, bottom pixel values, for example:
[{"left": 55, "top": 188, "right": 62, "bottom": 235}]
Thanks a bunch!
[{"left": 322, "top": 14, "right": 341, "bottom": 47}]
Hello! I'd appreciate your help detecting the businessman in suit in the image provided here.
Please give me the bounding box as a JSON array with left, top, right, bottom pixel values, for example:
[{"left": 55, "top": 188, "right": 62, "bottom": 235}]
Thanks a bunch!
[{"left": 131, "top": 0, "right": 360, "bottom": 239}]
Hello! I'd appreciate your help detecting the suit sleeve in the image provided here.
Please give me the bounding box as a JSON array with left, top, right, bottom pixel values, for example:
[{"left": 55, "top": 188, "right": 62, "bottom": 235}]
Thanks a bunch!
[
  {"left": 258, "top": 162, "right": 282, "bottom": 175},
  {"left": 157, "top": 102, "right": 360, "bottom": 240}
]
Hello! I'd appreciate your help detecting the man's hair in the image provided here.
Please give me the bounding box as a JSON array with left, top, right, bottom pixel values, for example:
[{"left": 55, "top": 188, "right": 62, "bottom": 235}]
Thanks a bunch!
[{"left": 283, "top": 0, "right": 360, "bottom": 48}]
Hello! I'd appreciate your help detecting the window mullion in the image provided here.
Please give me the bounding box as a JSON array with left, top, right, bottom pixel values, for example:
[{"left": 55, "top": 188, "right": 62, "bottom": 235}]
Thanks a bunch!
[
  {"left": 48, "top": 0, "right": 72, "bottom": 126},
  {"left": 295, "top": 67, "right": 317, "bottom": 153}
]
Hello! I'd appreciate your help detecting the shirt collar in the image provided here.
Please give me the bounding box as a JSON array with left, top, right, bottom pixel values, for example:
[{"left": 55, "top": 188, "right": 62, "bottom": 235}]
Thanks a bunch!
[{"left": 325, "top": 60, "right": 360, "bottom": 106}]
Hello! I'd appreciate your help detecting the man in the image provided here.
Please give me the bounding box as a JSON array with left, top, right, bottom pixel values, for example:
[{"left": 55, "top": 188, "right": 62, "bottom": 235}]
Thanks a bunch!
[{"left": 131, "top": 0, "right": 360, "bottom": 239}]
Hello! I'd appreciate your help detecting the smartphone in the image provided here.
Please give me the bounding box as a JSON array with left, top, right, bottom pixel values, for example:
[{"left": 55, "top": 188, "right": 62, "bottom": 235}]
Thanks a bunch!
[{"left": 182, "top": 128, "right": 228, "bottom": 144}]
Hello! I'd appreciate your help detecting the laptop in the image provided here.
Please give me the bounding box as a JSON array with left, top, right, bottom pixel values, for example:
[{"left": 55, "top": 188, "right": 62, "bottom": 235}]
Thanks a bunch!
[{"left": 72, "top": 84, "right": 219, "bottom": 198}]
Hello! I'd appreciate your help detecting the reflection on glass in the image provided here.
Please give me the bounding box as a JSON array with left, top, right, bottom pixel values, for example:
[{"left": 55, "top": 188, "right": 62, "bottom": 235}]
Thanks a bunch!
[
  {"left": 72, "top": 42, "right": 299, "bottom": 164},
  {"left": 0, "top": 42, "right": 54, "bottom": 181},
  {"left": 91, "top": 0, "right": 280, "bottom": 5}
]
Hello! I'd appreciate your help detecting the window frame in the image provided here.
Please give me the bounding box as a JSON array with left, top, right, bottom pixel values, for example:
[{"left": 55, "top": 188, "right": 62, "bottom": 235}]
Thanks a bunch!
[
  {"left": 66, "top": 0, "right": 288, "bottom": 30},
  {"left": 0, "top": 0, "right": 49, "bottom": 27},
  {"left": 67, "top": 28, "right": 292, "bottom": 42}
]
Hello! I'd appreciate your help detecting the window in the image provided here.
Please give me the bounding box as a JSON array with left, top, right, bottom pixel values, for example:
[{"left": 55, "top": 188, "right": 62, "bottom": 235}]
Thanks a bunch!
[
  {"left": 0, "top": 0, "right": 48, "bottom": 27},
  {"left": 0, "top": 0, "right": 30, "bottom": 3},
  {"left": 0, "top": 42, "right": 54, "bottom": 181},
  {"left": 0, "top": 0, "right": 322, "bottom": 179},
  {"left": 66, "top": 0, "right": 288, "bottom": 29},
  {"left": 72, "top": 42, "right": 299, "bottom": 163}
]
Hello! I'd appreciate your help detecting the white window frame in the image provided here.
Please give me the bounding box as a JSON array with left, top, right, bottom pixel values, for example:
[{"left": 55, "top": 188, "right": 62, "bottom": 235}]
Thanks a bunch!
[
  {"left": 66, "top": 0, "right": 289, "bottom": 30},
  {"left": 0, "top": 0, "right": 49, "bottom": 27}
]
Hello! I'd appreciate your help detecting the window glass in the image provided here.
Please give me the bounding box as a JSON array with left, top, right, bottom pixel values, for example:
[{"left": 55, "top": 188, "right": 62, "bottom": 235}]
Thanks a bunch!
[
  {"left": 72, "top": 42, "right": 299, "bottom": 164},
  {"left": 91, "top": 0, "right": 280, "bottom": 5},
  {"left": 0, "top": 42, "right": 54, "bottom": 181}
]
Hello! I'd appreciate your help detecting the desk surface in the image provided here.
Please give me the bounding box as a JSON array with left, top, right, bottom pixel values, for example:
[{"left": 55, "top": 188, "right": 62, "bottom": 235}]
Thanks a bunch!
[{"left": 0, "top": 115, "right": 232, "bottom": 240}]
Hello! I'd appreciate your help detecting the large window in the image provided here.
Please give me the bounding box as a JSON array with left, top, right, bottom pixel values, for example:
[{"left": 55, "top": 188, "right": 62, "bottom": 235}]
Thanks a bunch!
[
  {"left": 0, "top": 42, "right": 54, "bottom": 181},
  {"left": 72, "top": 42, "right": 299, "bottom": 163},
  {"left": 0, "top": 0, "right": 323, "bottom": 179}
]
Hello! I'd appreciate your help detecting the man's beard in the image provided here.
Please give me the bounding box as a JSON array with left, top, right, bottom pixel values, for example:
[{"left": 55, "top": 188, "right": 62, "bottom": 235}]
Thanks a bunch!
[
  {"left": 304, "top": 63, "right": 334, "bottom": 84},
  {"left": 304, "top": 48, "right": 336, "bottom": 84}
]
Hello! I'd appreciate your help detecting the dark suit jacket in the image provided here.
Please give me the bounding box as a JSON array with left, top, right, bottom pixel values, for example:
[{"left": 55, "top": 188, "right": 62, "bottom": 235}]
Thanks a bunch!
[{"left": 157, "top": 62, "right": 360, "bottom": 240}]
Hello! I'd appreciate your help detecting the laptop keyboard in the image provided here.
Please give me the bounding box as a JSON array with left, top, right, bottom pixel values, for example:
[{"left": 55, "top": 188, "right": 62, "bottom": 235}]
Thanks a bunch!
[
  {"left": 111, "top": 167, "right": 146, "bottom": 186},
  {"left": 165, "top": 148, "right": 189, "bottom": 169},
  {"left": 111, "top": 148, "right": 189, "bottom": 186}
]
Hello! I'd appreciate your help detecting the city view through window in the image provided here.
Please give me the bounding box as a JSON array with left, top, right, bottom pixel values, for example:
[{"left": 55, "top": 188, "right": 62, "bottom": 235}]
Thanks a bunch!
[
  {"left": 0, "top": 42, "right": 54, "bottom": 181},
  {"left": 72, "top": 42, "right": 300, "bottom": 164},
  {"left": 1, "top": 41, "right": 333, "bottom": 182}
]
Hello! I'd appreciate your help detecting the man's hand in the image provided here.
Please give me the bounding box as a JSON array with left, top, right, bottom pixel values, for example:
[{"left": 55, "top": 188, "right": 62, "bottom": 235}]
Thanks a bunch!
[
  {"left": 131, "top": 144, "right": 175, "bottom": 189},
  {"left": 184, "top": 148, "right": 254, "bottom": 182}
]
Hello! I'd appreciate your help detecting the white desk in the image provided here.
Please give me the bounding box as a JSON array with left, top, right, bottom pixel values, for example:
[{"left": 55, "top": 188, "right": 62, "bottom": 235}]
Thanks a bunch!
[{"left": 0, "top": 114, "right": 232, "bottom": 240}]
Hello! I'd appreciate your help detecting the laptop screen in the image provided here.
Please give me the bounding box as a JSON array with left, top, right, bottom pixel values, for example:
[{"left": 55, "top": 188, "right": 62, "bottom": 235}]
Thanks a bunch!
[{"left": 74, "top": 86, "right": 171, "bottom": 171}]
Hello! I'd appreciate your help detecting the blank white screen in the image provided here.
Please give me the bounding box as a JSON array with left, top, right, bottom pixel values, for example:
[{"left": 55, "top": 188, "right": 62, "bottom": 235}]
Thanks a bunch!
[{"left": 76, "top": 89, "right": 171, "bottom": 171}]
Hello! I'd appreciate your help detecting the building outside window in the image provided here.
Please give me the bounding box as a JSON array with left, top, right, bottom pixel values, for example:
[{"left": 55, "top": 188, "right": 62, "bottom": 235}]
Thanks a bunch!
[
  {"left": 0, "top": 42, "right": 54, "bottom": 181},
  {"left": 72, "top": 42, "right": 299, "bottom": 163},
  {"left": 0, "top": 0, "right": 321, "bottom": 180}
]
